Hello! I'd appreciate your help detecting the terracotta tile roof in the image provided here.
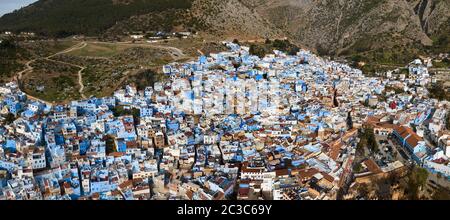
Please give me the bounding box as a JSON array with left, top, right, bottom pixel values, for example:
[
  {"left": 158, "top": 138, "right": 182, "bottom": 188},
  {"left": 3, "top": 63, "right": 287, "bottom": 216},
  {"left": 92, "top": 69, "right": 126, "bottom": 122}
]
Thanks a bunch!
[
  {"left": 275, "top": 169, "right": 289, "bottom": 177},
  {"left": 109, "top": 152, "right": 125, "bottom": 157},
  {"left": 297, "top": 168, "right": 319, "bottom": 180},
  {"left": 363, "top": 159, "right": 382, "bottom": 174},
  {"left": 119, "top": 180, "right": 133, "bottom": 189},
  {"left": 366, "top": 116, "right": 381, "bottom": 125},
  {"left": 186, "top": 189, "right": 193, "bottom": 200},
  {"left": 375, "top": 122, "right": 396, "bottom": 129},
  {"left": 394, "top": 125, "right": 422, "bottom": 147},
  {"left": 328, "top": 140, "right": 343, "bottom": 160},
  {"left": 238, "top": 188, "right": 250, "bottom": 197},
  {"left": 320, "top": 172, "right": 335, "bottom": 183}
]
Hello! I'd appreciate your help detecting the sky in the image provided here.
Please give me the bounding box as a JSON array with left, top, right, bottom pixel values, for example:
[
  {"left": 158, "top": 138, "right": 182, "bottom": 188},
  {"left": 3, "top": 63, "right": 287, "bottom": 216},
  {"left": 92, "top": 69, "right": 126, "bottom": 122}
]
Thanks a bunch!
[{"left": 0, "top": 0, "right": 38, "bottom": 17}]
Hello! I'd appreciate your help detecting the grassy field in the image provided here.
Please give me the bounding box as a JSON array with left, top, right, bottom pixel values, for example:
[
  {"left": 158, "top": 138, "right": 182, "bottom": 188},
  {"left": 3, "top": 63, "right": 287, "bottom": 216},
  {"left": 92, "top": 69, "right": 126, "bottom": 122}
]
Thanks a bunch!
[
  {"left": 67, "top": 42, "right": 135, "bottom": 58},
  {"left": 44, "top": 40, "right": 79, "bottom": 54}
]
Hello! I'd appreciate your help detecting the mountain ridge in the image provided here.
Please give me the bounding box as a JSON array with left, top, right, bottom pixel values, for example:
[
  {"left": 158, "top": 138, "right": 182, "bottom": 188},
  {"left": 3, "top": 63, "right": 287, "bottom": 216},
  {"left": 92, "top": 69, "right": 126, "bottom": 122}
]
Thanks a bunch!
[{"left": 0, "top": 0, "right": 449, "bottom": 61}]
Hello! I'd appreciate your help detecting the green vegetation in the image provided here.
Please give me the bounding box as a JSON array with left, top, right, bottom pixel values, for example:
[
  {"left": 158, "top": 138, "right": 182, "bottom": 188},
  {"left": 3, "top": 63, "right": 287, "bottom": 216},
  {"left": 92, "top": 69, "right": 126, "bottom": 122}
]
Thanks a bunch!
[
  {"left": 112, "top": 106, "right": 140, "bottom": 118},
  {"left": 112, "top": 105, "right": 140, "bottom": 124},
  {"left": 249, "top": 44, "right": 268, "bottom": 59},
  {"left": 357, "top": 127, "right": 378, "bottom": 153},
  {"left": 271, "top": 39, "right": 300, "bottom": 55},
  {"left": 124, "top": 69, "right": 168, "bottom": 91},
  {"left": 81, "top": 61, "right": 126, "bottom": 98},
  {"left": 345, "top": 41, "right": 426, "bottom": 75},
  {"left": 0, "top": 0, "right": 193, "bottom": 37},
  {"left": 432, "top": 58, "right": 450, "bottom": 69},
  {"left": 342, "top": 18, "right": 450, "bottom": 76},
  {"left": 52, "top": 75, "right": 76, "bottom": 88},
  {"left": 427, "top": 83, "right": 450, "bottom": 101},
  {"left": 77, "top": 46, "right": 172, "bottom": 98},
  {"left": 405, "top": 167, "right": 429, "bottom": 200},
  {"left": 356, "top": 183, "right": 370, "bottom": 198},
  {"left": 104, "top": 135, "right": 116, "bottom": 155},
  {"left": 428, "top": 18, "right": 450, "bottom": 55},
  {"left": 23, "top": 40, "right": 79, "bottom": 57},
  {"left": 2, "top": 113, "right": 16, "bottom": 124},
  {"left": 249, "top": 39, "right": 300, "bottom": 58},
  {"left": 353, "top": 163, "right": 364, "bottom": 173},
  {"left": 0, "top": 38, "right": 78, "bottom": 82},
  {"left": 22, "top": 59, "right": 81, "bottom": 102},
  {"left": 0, "top": 39, "right": 27, "bottom": 79}
]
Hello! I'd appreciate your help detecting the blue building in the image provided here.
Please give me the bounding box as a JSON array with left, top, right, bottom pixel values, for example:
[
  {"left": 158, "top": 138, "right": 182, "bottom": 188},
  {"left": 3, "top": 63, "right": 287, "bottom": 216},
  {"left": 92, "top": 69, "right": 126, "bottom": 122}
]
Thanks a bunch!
[
  {"left": 393, "top": 126, "right": 428, "bottom": 164},
  {"left": 8, "top": 101, "right": 23, "bottom": 115},
  {"left": 140, "top": 107, "right": 153, "bottom": 118},
  {"left": 115, "top": 139, "right": 127, "bottom": 153},
  {"left": 3, "top": 139, "right": 16, "bottom": 153}
]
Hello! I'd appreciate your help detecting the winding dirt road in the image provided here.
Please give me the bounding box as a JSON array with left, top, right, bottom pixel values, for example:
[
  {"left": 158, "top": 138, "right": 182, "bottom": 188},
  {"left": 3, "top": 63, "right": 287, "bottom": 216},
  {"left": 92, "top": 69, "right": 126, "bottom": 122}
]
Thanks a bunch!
[
  {"left": 15, "top": 40, "right": 188, "bottom": 103},
  {"left": 15, "top": 41, "right": 88, "bottom": 102}
]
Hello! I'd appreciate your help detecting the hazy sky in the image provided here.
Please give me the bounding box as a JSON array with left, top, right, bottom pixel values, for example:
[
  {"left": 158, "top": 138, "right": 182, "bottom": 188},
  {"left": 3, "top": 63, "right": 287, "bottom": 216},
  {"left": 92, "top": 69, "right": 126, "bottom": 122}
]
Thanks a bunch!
[{"left": 0, "top": 0, "right": 38, "bottom": 17}]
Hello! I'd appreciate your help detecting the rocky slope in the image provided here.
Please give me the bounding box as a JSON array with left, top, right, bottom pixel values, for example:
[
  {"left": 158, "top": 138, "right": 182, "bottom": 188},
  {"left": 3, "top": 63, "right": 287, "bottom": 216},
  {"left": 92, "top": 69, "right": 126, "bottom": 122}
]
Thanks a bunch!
[
  {"left": 105, "top": 0, "right": 284, "bottom": 40},
  {"left": 1, "top": 0, "right": 449, "bottom": 56},
  {"left": 243, "top": 0, "right": 449, "bottom": 55}
]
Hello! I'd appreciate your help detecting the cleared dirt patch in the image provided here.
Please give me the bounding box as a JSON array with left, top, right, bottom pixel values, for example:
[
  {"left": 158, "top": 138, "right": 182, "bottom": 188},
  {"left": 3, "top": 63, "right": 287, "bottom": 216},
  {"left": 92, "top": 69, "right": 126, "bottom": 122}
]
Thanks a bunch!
[{"left": 66, "top": 42, "right": 135, "bottom": 58}]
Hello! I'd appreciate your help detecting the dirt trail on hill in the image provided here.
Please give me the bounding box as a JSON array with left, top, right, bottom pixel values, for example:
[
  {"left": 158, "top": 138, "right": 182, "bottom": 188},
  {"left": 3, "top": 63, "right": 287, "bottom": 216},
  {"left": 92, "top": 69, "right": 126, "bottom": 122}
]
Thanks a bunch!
[{"left": 15, "top": 41, "right": 88, "bottom": 102}]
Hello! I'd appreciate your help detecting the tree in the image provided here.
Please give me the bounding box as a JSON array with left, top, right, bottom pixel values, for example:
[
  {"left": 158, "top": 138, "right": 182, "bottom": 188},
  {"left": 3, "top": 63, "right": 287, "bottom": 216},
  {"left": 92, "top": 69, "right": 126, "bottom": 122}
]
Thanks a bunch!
[
  {"left": 356, "top": 183, "right": 369, "bottom": 198},
  {"left": 3, "top": 113, "right": 16, "bottom": 124},
  {"left": 405, "top": 167, "right": 429, "bottom": 200},
  {"left": 249, "top": 44, "right": 267, "bottom": 58},
  {"left": 347, "top": 111, "right": 353, "bottom": 129},
  {"left": 446, "top": 111, "right": 450, "bottom": 130},
  {"left": 360, "top": 127, "right": 378, "bottom": 153},
  {"left": 412, "top": 167, "right": 429, "bottom": 188},
  {"left": 232, "top": 60, "right": 241, "bottom": 70},
  {"left": 353, "top": 163, "right": 363, "bottom": 173},
  {"left": 287, "top": 46, "right": 300, "bottom": 56},
  {"left": 112, "top": 106, "right": 140, "bottom": 124},
  {"left": 428, "top": 83, "right": 449, "bottom": 101},
  {"left": 104, "top": 135, "right": 116, "bottom": 155},
  {"left": 0, "top": 0, "right": 193, "bottom": 37}
]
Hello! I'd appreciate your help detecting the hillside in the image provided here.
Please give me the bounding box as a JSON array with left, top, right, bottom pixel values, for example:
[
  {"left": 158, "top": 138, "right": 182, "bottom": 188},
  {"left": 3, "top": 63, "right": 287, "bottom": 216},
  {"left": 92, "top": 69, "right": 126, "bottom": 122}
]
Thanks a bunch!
[
  {"left": 0, "top": 0, "right": 193, "bottom": 37},
  {"left": 0, "top": 0, "right": 282, "bottom": 40},
  {"left": 0, "top": 0, "right": 449, "bottom": 74},
  {"left": 105, "top": 0, "right": 284, "bottom": 40},
  {"left": 243, "top": 0, "right": 449, "bottom": 54}
]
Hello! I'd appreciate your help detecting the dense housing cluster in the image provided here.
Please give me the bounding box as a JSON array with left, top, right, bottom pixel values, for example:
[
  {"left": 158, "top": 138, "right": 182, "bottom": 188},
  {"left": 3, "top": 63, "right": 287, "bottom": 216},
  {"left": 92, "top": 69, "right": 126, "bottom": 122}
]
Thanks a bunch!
[{"left": 0, "top": 42, "right": 448, "bottom": 200}]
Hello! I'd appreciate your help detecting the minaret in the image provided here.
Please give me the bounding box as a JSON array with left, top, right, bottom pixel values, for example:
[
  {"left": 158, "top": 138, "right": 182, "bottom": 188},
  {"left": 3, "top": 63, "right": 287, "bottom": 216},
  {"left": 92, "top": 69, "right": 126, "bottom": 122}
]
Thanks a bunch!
[
  {"left": 333, "top": 88, "right": 339, "bottom": 108},
  {"left": 347, "top": 110, "right": 353, "bottom": 130},
  {"left": 318, "top": 125, "right": 325, "bottom": 140}
]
